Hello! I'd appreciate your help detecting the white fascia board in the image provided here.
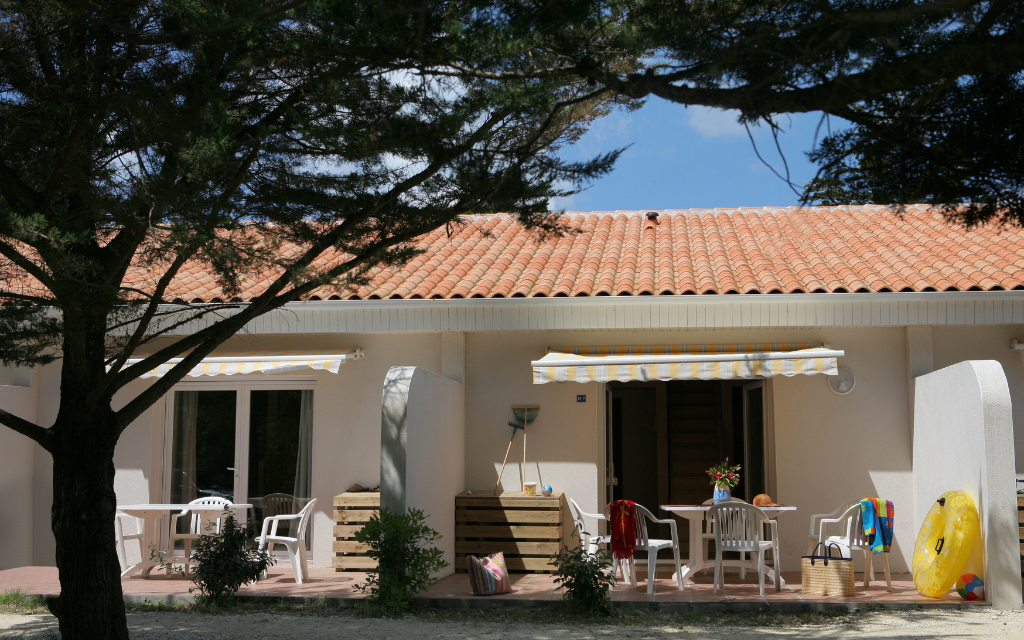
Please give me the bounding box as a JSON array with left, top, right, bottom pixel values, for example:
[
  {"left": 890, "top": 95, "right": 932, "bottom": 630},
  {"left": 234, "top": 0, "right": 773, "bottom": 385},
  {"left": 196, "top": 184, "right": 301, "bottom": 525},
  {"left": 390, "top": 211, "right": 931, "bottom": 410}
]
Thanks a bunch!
[{"left": 150, "top": 290, "right": 1024, "bottom": 336}]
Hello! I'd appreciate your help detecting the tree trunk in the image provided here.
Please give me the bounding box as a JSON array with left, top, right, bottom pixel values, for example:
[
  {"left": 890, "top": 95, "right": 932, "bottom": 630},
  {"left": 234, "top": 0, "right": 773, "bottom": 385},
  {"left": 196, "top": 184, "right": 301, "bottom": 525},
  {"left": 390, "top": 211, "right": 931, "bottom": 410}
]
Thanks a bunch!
[{"left": 51, "top": 414, "right": 129, "bottom": 640}]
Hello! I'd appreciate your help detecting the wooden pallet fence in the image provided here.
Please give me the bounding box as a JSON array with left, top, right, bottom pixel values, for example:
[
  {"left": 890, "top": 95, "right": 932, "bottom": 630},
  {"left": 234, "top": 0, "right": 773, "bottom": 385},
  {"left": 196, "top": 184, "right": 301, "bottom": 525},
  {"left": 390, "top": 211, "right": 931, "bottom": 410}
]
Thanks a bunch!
[
  {"left": 454, "top": 491, "right": 564, "bottom": 573},
  {"left": 333, "top": 492, "right": 380, "bottom": 572}
]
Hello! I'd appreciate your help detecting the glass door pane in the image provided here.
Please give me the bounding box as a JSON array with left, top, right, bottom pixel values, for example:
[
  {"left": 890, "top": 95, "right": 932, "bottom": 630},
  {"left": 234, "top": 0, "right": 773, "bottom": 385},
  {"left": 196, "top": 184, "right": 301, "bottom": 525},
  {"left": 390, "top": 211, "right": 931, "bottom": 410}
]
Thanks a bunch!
[
  {"left": 248, "top": 390, "right": 313, "bottom": 548},
  {"left": 170, "top": 390, "right": 238, "bottom": 504}
]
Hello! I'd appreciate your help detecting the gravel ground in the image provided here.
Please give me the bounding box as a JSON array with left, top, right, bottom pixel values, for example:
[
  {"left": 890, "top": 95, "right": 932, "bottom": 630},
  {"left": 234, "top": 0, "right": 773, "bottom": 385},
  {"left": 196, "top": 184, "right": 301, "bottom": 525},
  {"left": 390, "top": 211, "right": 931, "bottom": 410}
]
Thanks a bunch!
[{"left": 1, "top": 609, "right": 1023, "bottom": 639}]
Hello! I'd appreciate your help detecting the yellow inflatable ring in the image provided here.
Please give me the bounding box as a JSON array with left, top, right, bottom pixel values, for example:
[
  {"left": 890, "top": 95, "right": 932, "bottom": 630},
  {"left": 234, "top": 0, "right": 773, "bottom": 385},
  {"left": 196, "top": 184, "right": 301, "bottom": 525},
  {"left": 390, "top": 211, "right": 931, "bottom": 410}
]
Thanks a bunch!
[{"left": 912, "top": 490, "right": 980, "bottom": 597}]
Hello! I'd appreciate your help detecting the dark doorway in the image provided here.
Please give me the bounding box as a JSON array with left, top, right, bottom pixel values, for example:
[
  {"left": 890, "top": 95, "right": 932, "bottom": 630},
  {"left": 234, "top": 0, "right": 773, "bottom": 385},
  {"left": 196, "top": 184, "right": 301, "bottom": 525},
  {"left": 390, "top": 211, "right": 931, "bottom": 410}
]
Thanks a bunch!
[{"left": 607, "top": 379, "right": 769, "bottom": 549}]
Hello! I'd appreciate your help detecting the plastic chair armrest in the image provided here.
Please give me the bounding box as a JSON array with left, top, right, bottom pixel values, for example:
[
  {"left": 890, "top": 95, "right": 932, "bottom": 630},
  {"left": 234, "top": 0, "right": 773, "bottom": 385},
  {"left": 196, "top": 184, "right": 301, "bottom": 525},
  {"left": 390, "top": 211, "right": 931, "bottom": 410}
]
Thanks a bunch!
[{"left": 817, "top": 518, "right": 843, "bottom": 542}]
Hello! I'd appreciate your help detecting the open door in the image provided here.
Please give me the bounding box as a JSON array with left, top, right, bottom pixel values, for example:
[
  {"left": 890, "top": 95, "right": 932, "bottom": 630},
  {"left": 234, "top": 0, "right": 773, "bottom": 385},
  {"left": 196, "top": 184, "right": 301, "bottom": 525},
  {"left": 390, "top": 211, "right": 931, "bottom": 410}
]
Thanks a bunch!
[
  {"left": 605, "top": 386, "right": 617, "bottom": 503},
  {"left": 741, "top": 381, "right": 767, "bottom": 502}
]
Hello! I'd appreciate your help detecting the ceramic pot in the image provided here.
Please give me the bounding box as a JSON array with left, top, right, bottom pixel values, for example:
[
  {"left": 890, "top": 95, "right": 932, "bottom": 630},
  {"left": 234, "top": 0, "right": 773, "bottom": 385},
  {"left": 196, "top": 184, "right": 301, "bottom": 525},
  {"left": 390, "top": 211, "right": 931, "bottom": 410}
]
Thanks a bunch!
[{"left": 713, "top": 485, "right": 732, "bottom": 504}]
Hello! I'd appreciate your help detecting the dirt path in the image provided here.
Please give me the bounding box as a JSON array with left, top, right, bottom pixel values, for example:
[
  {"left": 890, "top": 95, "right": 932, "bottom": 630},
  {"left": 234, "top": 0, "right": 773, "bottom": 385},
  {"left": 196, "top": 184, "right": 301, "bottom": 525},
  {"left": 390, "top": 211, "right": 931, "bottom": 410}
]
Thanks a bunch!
[{"left": 2, "top": 609, "right": 1022, "bottom": 639}]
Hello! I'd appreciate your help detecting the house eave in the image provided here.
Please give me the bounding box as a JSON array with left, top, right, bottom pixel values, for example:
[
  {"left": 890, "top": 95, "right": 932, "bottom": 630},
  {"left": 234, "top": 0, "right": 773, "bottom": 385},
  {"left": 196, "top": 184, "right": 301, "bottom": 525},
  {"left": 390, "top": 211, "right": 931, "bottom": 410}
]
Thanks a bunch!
[{"left": 156, "top": 290, "right": 1024, "bottom": 336}]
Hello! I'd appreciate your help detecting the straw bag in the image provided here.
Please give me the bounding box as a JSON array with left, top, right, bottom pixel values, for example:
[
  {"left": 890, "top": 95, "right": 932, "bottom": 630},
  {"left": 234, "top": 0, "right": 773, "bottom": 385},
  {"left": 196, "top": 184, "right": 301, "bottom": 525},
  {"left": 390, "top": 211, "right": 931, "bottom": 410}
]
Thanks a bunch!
[{"left": 801, "top": 543, "right": 855, "bottom": 597}]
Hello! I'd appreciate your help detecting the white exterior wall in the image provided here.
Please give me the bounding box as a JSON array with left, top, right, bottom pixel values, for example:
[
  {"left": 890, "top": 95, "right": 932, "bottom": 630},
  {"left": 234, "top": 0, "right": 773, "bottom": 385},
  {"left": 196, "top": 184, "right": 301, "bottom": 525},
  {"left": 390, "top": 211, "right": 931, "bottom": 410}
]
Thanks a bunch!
[
  {"left": 913, "top": 361, "right": 1022, "bottom": 609},
  {"left": 0, "top": 372, "right": 38, "bottom": 569},
  {"left": 380, "top": 367, "right": 465, "bottom": 575},
  {"left": 932, "top": 325, "right": 1024, "bottom": 476}
]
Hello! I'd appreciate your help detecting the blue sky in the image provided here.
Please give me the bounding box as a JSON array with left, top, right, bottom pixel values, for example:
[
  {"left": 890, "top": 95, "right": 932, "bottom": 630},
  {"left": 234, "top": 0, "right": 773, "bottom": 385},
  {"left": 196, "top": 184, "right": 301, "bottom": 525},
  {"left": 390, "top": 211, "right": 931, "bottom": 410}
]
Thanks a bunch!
[{"left": 551, "top": 98, "right": 833, "bottom": 211}]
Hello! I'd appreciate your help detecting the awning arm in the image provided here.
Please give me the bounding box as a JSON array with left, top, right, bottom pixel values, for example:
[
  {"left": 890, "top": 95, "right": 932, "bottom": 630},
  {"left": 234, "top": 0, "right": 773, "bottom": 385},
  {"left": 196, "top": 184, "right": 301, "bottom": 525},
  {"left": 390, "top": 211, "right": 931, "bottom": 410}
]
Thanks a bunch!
[{"left": 530, "top": 349, "right": 844, "bottom": 368}]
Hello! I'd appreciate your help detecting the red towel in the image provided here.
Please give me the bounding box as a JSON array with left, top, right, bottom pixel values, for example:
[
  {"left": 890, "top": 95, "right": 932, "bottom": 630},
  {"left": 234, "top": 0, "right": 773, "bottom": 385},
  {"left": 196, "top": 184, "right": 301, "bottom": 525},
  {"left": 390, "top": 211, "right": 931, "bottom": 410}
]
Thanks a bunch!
[{"left": 609, "top": 500, "right": 637, "bottom": 560}]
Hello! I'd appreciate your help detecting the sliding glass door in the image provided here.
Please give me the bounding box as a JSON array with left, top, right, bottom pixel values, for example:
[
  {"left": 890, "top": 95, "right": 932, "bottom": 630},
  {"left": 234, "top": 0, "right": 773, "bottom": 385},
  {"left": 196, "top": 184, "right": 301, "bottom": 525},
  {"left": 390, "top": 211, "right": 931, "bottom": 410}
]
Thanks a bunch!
[
  {"left": 247, "top": 389, "right": 314, "bottom": 542},
  {"left": 165, "top": 383, "right": 315, "bottom": 551}
]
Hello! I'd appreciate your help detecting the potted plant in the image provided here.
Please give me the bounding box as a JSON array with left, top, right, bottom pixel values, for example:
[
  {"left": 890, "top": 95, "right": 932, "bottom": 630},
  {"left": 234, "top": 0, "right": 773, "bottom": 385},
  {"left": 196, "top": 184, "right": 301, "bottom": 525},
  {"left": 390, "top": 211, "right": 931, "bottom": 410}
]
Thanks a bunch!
[{"left": 706, "top": 459, "right": 741, "bottom": 504}]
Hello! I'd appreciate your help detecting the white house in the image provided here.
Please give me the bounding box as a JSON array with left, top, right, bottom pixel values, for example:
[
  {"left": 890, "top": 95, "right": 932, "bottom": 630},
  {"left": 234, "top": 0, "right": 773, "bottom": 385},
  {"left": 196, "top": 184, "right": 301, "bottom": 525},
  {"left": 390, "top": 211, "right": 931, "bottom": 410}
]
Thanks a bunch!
[{"left": 0, "top": 205, "right": 1021, "bottom": 606}]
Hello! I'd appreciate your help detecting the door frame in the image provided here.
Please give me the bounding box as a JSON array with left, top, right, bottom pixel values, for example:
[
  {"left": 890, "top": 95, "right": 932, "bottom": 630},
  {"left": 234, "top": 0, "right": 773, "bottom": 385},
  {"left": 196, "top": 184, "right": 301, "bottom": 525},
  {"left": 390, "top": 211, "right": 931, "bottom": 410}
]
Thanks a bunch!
[
  {"left": 160, "top": 377, "right": 318, "bottom": 538},
  {"left": 741, "top": 379, "right": 777, "bottom": 501}
]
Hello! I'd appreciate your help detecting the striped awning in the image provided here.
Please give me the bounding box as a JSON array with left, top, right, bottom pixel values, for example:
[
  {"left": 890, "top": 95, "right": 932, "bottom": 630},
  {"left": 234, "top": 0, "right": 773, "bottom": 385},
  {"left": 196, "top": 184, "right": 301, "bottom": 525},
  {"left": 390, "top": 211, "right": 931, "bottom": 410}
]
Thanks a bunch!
[
  {"left": 127, "top": 350, "right": 365, "bottom": 379},
  {"left": 531, "top": 344, "right": 842, "bottom": 384}
]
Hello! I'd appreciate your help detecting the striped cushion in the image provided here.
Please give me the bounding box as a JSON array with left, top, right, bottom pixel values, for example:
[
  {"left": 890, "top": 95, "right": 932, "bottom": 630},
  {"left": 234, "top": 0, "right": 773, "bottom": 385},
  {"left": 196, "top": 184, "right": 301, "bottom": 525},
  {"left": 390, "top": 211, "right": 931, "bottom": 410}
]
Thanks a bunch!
[{"left": 467, "top": 552, "right": 511, "bottom": 595}]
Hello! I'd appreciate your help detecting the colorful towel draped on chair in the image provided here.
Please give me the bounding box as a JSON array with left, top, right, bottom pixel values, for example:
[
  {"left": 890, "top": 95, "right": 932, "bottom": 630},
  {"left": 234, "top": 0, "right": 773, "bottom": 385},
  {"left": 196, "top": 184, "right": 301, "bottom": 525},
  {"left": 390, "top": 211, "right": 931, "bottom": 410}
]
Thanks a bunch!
[
  {"left": 609, "top": 500, "right": 637, "bottom": 560},
  {"left": 860, "top": 498, "right": 894, "bottom": 554}
]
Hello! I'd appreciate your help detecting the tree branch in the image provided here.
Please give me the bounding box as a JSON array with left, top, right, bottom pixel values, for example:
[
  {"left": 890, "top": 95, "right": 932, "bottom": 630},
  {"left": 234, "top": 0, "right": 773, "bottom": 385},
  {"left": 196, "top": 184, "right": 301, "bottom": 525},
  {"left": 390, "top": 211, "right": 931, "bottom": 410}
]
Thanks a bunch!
[{"left": 0, "top": 407, "right": 53, "bottom": 452}]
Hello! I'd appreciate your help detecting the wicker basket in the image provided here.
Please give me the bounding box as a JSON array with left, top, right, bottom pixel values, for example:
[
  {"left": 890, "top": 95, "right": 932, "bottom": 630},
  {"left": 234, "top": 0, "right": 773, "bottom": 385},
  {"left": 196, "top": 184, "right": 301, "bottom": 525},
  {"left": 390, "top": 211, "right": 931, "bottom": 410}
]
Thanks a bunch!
[{"left": 801, "top": 543, "right": 855, "bottom": 597}]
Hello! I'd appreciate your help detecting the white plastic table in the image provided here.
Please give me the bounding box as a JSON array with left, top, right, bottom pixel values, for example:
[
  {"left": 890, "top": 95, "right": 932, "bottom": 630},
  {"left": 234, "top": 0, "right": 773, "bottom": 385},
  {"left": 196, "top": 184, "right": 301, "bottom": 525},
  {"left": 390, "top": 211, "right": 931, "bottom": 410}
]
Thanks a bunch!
[
  {"left": 116, "top": 503, "right": 252, "bottom": 578},
  {"left": 660, "top": 504, "right": 797, "bottom": 588}
]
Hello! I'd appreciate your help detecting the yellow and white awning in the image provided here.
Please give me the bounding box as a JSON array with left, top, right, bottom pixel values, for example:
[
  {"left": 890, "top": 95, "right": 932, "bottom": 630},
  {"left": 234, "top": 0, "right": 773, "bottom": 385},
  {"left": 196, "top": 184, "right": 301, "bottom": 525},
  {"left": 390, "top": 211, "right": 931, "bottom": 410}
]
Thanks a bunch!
[
  {"left": 531, "top": 344, "right": 842, "bottom": 384},
  {"left": 127, "top": 349, "right": 365, "bottom": 379}
]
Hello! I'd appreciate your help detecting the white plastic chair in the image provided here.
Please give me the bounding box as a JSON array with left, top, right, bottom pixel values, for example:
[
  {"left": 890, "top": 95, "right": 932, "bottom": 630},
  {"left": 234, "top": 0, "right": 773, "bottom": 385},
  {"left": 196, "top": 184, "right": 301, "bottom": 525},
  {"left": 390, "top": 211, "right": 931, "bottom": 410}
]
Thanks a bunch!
[
  {"left": 707, "top": 502, "right": 779, "bottom": 596},
  {"left": 817, "top": 503, "right": 892, "bottom": 590},
  {"left": 568, "top": 497, "right": 610, "bottom": 557},
  {"left": 115, "top": 512, "right": 145, "bottom": 574},
  {"left": 806, "top": 501, "right": 858, "bottom": 554},
  {"left": 700, "top": 497, "right": 749, "bottom": 577},
  {"left": 604, "top": 502, "right": 684, "bottom": 593},
  {"left": 256, "top": 498, "right": 317, "bottom": 584},
  {"left": 168, "top": 496, "right": 233, "bottom": 569}
]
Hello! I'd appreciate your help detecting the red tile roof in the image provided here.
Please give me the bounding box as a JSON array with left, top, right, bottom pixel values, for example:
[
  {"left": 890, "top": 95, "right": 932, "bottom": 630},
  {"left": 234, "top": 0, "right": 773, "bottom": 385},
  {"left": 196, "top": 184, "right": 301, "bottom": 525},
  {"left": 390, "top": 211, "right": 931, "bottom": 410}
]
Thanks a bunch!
[{"left": 148, "top": 206, "right": 1024, "bottom": 302}]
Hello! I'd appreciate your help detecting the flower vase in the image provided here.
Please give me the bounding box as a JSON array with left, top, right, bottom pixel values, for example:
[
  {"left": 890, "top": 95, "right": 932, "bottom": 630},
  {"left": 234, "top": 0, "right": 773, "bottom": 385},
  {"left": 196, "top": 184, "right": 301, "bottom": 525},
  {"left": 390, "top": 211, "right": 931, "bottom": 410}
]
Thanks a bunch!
[{"left": 713, "top": 485, "right": 732, "bottom": 504}]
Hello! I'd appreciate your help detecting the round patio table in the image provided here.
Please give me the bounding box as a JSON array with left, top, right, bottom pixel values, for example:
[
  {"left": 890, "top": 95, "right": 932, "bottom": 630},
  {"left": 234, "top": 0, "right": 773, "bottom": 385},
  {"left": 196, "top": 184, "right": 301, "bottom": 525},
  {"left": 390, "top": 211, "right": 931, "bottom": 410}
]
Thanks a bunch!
[
  {"left": 116, "top": 503, "right": 252, "bottom": 578},
  {"left": 660, "top": 504, "right": 797, "bottom": 589}
]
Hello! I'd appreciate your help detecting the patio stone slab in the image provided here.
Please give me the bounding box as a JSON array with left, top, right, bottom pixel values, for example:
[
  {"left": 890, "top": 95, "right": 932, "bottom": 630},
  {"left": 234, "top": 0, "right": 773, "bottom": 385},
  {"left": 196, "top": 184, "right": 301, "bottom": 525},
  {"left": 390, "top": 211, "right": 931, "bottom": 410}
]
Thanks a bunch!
[{"left": 0, "top": 566, "right": 991, "bottom": 613}]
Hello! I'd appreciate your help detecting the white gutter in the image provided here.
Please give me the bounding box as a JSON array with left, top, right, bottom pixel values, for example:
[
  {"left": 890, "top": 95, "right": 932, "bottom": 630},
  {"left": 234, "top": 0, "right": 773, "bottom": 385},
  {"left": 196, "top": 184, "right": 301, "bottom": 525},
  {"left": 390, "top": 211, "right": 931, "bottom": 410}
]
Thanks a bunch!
[
  {"left": 278, "top": 289, "right": 1024, "bottom": 312},
  {"left": 531, "top": 350, "right": 845, "bottom": 368}
]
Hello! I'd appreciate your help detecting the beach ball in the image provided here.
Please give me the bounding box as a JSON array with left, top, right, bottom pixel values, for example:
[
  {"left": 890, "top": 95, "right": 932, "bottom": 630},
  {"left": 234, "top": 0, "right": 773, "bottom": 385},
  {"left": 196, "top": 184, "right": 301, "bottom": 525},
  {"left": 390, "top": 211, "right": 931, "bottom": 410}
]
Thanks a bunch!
[
  {"left": 956, "top": 573, "right": 984, "bottom": 601},
  {"left": 541, "top": 484, "right": 553, "bottom": 496}
]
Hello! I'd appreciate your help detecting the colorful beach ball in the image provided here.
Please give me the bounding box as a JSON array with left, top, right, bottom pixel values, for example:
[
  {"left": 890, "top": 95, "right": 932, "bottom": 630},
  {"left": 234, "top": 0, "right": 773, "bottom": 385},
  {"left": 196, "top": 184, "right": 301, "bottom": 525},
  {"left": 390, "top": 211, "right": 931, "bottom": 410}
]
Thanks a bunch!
[{"left": 956, "top": 573, "right": 984, "bottom": 601}]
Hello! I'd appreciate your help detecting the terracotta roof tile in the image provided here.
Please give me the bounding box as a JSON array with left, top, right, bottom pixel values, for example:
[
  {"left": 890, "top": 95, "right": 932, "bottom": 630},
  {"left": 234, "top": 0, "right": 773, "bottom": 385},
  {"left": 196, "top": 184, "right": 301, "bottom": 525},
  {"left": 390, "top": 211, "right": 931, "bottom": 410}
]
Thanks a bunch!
[{"left": 112, "top": 206, "right": 1024, "bottom": 301}]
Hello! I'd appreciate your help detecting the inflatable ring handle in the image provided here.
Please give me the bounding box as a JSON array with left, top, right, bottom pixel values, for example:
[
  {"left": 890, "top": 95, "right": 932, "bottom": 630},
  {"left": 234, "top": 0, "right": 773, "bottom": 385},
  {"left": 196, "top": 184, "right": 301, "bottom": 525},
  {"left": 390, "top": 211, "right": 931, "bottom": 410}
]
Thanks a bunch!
[{"left": 934, "top": 537, "right": 944, "bottom": 554}]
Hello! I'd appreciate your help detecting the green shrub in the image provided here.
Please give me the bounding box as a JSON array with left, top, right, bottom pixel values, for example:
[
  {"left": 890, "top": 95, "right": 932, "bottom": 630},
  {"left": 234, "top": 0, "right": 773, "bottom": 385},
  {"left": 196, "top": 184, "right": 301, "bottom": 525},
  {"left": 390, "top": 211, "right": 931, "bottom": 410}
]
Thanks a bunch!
[
  {"left": 184, "top": 513, "right": 274, "bottom": 604},
  {"left": 551, "top": 541, "right": 615, "bottom": 615},
  {"left": 354, "top": 507, "right": 448, "bottom": 616}
]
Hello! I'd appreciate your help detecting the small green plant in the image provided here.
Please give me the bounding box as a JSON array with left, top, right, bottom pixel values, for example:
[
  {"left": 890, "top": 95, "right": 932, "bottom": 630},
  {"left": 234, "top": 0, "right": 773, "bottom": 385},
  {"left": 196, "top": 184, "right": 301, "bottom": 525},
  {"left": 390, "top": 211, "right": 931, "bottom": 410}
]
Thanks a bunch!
[
  {"left": 179, "top": 512, "right": 274, "bottom": 604},
  {"left": 551, "top": 540, "right": 615, "bottom": 615},
  {"left": 0, "top": 589, "right": 48, "bottom": 614},
  {"left": 354, "top": 507, "right": 448, "bottom": 616}
]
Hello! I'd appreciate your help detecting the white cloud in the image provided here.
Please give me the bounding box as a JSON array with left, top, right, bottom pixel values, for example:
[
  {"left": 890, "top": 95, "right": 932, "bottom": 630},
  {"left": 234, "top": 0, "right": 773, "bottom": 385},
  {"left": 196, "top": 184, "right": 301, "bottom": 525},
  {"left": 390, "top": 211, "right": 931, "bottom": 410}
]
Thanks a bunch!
[{"left": 687, "top": 106, "right": 751, "bottom": 139}]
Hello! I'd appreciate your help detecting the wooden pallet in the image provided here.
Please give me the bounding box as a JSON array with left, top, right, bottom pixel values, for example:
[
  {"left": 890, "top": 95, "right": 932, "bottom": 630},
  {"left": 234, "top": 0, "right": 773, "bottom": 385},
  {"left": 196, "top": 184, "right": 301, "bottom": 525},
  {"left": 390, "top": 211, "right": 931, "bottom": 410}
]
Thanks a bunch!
[
  {"left": 333, "top": 492, "right": 379, "bottom": 572},
  {"left": 455, "top": 491, "right": 564, "bottom": 573}
]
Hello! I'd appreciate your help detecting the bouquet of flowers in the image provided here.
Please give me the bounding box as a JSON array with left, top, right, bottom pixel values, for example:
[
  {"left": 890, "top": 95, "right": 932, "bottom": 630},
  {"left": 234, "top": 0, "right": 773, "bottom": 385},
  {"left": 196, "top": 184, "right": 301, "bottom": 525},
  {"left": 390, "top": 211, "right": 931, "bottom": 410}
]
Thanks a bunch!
[{"left": 706, "top": 459, "right": 741, "bottom": 489}]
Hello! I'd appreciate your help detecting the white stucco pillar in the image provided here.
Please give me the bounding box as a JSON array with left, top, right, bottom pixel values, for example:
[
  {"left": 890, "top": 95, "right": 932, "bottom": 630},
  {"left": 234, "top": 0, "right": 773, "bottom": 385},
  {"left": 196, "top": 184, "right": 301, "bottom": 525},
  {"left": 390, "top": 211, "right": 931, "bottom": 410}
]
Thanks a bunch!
[{"left": 913, "top": 360, "right": 1022, "bottom": 609}]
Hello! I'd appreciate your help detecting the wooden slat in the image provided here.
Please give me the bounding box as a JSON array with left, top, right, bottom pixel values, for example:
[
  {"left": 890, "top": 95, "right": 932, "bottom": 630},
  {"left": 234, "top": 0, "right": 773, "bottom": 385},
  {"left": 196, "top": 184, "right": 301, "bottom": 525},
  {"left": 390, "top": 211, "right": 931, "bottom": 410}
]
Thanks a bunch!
[
  {"left": 1017, "top": 495, "right": 1024, "bottom": 507},
  {"left": 455, "top": 525, "right": 561, "bottom": 539},
  {"left": 333, "top": 524, "right": 367, "bottom": 537},
  {"left": 332, "top": 556, "right": 378, "bottom": 569},
  {"left": 333, "top": 493, "right": 381, "bottom": 507},
  {"left": 455, "top": 509, "right": 560, "bottom": 524},
  {"left": 334, "top": 541, "right": 372, "bottom": 553},
  {"left": 334, "top": 510, "right": 378, "bottom": 524},
  {"left": 455, "top": 541, "right": 561, "bottom": 555},
  {"left": 1018, "top": 509, "right": 1024, "bottom": 524},
  {"left": 455, "top": 556, "right": 555, "bottom": 572},
  {"left": 456, "top": 497, "right": 561, "bottom": 509}
]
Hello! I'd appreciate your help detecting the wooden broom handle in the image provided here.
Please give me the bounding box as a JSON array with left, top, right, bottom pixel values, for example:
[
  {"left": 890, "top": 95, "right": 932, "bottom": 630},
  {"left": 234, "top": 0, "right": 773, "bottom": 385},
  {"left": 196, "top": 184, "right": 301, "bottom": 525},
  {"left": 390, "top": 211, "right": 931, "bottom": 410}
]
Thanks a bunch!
[{"left": 494, "top": 432, "right": 517, "bottom": 495}]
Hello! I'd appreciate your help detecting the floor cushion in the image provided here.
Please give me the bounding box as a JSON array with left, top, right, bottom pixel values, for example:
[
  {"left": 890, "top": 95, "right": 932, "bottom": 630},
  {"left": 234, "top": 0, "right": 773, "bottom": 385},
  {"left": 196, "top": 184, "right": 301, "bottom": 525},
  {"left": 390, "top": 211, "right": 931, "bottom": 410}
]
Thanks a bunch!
[{"left": 467, "top": 551, "right": 511, "bottom": 595}]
